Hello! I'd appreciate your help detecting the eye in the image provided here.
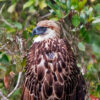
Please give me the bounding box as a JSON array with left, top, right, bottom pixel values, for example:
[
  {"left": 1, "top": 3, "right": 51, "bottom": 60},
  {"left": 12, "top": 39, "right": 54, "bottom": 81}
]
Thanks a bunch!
[{"left": 37, "top": 27, "right": 47, "bottom": 31}]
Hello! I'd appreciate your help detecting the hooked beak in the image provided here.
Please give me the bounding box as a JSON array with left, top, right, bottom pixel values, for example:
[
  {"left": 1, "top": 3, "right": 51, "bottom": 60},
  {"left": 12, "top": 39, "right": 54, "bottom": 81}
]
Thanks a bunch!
[{"left": 32, "top": 26, "right": 47, "bottom": 36}]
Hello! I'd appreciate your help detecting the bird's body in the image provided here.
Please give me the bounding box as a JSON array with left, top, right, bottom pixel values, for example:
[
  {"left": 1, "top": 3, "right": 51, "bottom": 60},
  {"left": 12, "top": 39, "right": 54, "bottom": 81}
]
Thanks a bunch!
[{"left": 21, "top": 20, "right": 86, "bottom": 100}]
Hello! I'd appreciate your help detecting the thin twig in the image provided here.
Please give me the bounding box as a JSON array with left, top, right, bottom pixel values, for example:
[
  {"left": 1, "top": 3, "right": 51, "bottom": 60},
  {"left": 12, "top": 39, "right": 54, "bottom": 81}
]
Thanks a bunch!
[
  {"left": 40, "top": 13, "right": 51, "bottom": 19},
  {"left": 0, "top": 42, "right": 16, "bottom": 55},
  {"left": 0, "top": 42, "right": 9, "bottom": 50},
  {"left": 7, "top": 72, "right": 22, "bottom": 97},
  {"left": 0, "top": 16, "right": 15, "bottom": 28},
  {"left": 16, "top": 36, "right": 23, "bottom": 54},
  {"left": 0, "top": 4, "right": 5, "bottom": 14},
  {"left": 0, "top": 90, "right": 8, "bottom": 100}
]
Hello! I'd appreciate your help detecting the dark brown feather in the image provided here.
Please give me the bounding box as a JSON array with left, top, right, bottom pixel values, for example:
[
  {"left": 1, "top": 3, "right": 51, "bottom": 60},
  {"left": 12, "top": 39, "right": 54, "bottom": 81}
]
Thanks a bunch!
[{"left": 21, "top": 38, "right": 86, "bottom": 100}]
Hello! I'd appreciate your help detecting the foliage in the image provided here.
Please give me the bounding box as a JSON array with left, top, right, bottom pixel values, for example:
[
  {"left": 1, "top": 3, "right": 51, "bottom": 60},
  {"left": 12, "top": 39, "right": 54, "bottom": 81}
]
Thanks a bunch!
[{"left": 0, "top": 0, "right": 100, "bottom": 99}]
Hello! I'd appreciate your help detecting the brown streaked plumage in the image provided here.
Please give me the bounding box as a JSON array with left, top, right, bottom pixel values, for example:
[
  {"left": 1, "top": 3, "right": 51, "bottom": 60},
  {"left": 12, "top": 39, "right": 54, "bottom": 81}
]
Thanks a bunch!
[{"left": 21, "top": 20, "right": 86, "bottom": 100}]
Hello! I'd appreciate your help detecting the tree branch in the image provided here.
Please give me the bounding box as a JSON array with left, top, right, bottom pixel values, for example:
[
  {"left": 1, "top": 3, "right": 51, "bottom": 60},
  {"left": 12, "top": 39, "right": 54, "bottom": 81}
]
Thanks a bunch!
[{"left": 0, "top": 90, "right": 8, "bottom": 100}]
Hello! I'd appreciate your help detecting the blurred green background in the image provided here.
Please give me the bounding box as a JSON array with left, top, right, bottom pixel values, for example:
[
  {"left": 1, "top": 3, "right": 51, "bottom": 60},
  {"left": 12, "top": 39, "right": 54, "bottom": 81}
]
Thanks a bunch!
[{"left": 0, "top": 0, "right": 100, "bottom": 99}]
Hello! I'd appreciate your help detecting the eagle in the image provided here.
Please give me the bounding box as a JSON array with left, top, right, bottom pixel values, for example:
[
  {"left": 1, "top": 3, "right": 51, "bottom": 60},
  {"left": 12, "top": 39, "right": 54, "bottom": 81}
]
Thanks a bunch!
[{"left": 21, "top": 20, "right": 86, "bottom": 100}]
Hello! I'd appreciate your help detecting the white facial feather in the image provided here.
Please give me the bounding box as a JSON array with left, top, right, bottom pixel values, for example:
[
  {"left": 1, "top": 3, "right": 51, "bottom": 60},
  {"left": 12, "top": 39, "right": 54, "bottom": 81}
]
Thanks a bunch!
[{"left": 34, "top": 28, "right": 56, "bottom": 42}]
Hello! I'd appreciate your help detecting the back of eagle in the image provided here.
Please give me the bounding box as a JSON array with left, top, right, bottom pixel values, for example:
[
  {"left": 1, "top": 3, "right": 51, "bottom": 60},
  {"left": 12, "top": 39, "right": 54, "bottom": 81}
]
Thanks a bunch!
[{"left": 21, "top": 38, "right": 86, "bottom": 100}]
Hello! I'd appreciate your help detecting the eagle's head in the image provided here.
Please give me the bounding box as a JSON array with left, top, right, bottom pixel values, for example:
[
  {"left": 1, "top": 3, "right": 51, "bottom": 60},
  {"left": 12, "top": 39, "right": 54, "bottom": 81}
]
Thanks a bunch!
[{"left": 32, "top": 20, "right": 61, "bottom": 42}]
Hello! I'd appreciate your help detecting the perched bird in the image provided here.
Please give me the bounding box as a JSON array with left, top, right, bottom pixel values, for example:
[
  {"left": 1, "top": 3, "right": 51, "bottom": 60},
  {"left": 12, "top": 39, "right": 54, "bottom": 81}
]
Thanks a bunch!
[{"left": 21, "top": 20, "right": 86, "bottom": 100}]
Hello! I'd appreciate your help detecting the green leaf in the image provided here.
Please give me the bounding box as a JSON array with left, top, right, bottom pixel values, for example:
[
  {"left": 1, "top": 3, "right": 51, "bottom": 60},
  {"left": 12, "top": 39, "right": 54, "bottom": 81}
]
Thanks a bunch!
[
  {"left": 78, "top": 42, "right": 85, "bottom": 51},
  {"left": 78, "top": 0, "right": 87, "bottom": 10},
  {"left": 0, "top": 54, "right": 9, "bottom": 64},
  {"left": 7, "top": 3, "right": 16, "bottom": 13},
  {"left": 80, "top": 12, "right": 86, "bottom": 24},
  {"left": 46, "top": 0, "right": 53, "bottom": 8},
  {"left": 92, "top": 43, "right": 100, "bottom": 54},
  {"left": 55, "top": 10, "right": 63, "bottom": 18},
  {"left": 92, "top": 17, "right": 100, "bottom": 24},
  {"left": 10, "top": 88, "right": 21, "bottom": 99},
  {"left": 72, "top": 14, "right": 80, "bottom": 27},
  {"left": 77, "top": 63, "right": 81, "bottom": 68},
  {"left": 39, "top": 0, "right": 47, "bottom": 10},
  {"left": 67, "top": 0, "right": 71, "bottom": 9},
  {"left": 0, "top": 83, "right": 3, "bottom": 88},
  {"left": 71, "top": 0, "right": 78, "bottom": 9},
  {"left": 87, "top": 63, "right": 93, "bottom": 70},
  {"left": 94, "top": 3, "right": 100, "bottom": 15},
  {"left": 46, "top": 0, "right": 58, "bottom": 10},
  {"left": 16, "top": 56, "right": 23, "bottom": 72},
  {"left": 54, "top": 0, "right": 66, "bottom": 10},
  {"left": 97, "top": 85, "right": 100, "bottom": 92},
  {"left": 23, "top": 31, "right": 28, "bottom": 39},
  {"left": 12, "top": 88, "right": 21, "bottom": 96},
  {"left": 88, "top": 7, "right": 93, "bottom": 22},
  {"left": 23, "top": 1, "right": 34, "bottom": 10},
  {"left": 14, "top": 22, "right": 22, "bottom": 30},
  {"left": 92, "top": 21, "right": 100, "bottom": 31},
  {"left": 6, "top": 34, "right": 13, "bottom": 41},
  {"left": 21, "top": 58, "right": 26, "bottom": 67},
  {"left": 0, "top": 65, "right": 6, "bottom": 71},
  {"left": 80, "top": 27, "right": 89, "bottom": 42}
]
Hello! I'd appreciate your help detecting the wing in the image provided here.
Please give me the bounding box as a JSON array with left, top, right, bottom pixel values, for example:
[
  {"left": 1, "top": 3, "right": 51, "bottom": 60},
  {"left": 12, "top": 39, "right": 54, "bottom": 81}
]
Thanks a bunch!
[
  {"left": 21, "top": 38, "right": 86, "bottom": 100},
  {"left": 63, "top": 39, "right": 87, "bottom": 100}
]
